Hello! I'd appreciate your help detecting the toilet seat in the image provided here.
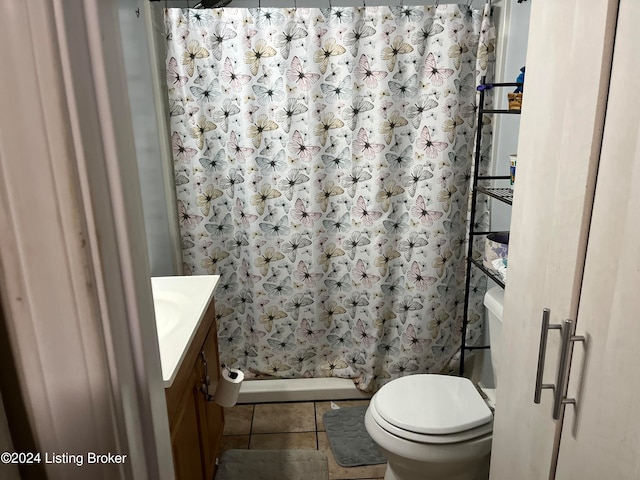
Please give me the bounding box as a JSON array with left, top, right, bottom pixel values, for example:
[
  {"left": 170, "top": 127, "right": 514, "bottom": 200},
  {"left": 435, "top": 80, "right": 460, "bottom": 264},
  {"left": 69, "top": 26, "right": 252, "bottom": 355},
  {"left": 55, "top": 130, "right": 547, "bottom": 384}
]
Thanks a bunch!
[{"left": 370, "top": 374, "right": 493, "bottom": 444}]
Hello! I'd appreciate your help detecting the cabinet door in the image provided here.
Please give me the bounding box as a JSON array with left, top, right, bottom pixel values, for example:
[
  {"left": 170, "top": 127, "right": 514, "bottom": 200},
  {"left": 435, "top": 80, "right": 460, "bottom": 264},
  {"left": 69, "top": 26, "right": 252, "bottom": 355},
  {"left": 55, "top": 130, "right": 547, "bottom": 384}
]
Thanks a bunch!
[
  {"left": 171, "top": 369, "right": 205, "bottom": 480},
  {"left": 195, "top": 308, "right": 225, "bottom": 480},
  {"left": 489, "top": 1, "right": 618, "bottom": 479},
  {"left": 554, "top": 1, "right": 640, "bottom": 478}
]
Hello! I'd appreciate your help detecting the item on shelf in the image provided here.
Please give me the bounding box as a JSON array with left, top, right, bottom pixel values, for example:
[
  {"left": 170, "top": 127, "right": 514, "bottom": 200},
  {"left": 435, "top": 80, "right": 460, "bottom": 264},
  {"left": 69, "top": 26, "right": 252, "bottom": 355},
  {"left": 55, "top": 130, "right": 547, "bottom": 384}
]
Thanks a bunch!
[
  {"left": 508, "top": 67, "right": 525, "bottom": 110},
  {"left": 508, "top": 93, "right": 523, "bottom": 110},
  {"left": 510, "top": 154, "right": 517, "bottom": 185},
  {"left": 484, "top": 232, "right": 510, "bottom": 272},
  {"left": 515, "top": 67, "right": 525, "bottom": 93},
  {"left": 491, "top": 258, "right": 508, "bottom": 282}
]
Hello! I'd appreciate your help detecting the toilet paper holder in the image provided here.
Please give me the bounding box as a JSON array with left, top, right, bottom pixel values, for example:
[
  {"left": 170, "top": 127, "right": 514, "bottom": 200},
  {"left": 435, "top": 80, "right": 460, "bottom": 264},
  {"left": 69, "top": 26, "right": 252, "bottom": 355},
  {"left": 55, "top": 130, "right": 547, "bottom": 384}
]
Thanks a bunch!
[{"left": 199, "top": 351, "right": 241, "bottom": 402}]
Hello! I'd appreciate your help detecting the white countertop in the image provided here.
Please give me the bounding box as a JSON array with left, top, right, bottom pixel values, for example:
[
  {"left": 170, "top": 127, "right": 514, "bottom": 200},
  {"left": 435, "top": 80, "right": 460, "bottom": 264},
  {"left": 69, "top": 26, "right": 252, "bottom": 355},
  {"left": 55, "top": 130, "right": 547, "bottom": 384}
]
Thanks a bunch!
[{"left": 151, "top": 275, "right": 219, "bottom": 388}]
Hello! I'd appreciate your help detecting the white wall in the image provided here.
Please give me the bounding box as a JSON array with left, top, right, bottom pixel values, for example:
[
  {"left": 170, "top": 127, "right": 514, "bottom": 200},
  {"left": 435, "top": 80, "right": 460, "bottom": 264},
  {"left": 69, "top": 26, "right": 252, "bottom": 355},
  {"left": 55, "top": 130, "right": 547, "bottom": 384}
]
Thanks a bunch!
[
  {"left": 491, "top": 0, "right": 531, "bottom": 232},
  {"left": 476, "top": 0, "right": 531, "bottom": 388},
  {"left": 118, "top": 0, "right": 182, "bottom": 276}
]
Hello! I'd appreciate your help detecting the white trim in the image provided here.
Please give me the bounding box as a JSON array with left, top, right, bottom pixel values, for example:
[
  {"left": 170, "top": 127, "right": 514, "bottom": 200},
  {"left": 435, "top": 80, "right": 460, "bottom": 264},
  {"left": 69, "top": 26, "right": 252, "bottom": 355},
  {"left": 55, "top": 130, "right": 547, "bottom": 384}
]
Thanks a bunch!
[
  {"left": 0, "top": 1, "right": 172, "bottom": 479},
  {"left": 238, "top": 378, "right": 370, "bottom": 403}
]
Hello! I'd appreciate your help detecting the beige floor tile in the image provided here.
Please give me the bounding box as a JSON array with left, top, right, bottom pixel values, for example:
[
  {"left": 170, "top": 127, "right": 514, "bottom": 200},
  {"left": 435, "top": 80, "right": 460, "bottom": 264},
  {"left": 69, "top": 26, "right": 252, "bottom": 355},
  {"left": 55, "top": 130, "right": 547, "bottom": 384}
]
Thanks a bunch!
[
  {"left": 223, "top": 404, "right": 254, "bottom": 435},
  {"left": 317, "top": 432, "right": 387, "bottom": 480},
  {"left": 249, "top": 432, "right": 317, "bottom": 450},
  {"left": 219, "top": 435, "right": 250, "bottom": 455},
  {"left": 315, "top": 400, "right": 371, "bottom": 432},
  {"left": 252, "top": 402, "right": 316, "bottom": 433}
]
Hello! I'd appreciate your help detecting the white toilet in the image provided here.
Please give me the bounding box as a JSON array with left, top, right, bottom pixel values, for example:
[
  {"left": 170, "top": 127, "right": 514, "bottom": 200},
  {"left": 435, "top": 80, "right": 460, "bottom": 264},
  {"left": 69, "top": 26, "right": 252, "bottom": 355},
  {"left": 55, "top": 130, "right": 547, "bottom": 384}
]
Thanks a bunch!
[{"left": 365, "top": 287, "right": 505, "bottom": 480}]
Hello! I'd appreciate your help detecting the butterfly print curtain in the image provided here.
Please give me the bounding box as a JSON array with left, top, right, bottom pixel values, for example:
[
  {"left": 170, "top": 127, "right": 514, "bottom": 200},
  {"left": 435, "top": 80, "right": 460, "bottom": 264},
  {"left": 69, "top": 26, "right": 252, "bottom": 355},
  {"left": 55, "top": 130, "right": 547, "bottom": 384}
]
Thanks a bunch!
[{"left": 165, "top": 5, "right": 494, "bottom": 392}]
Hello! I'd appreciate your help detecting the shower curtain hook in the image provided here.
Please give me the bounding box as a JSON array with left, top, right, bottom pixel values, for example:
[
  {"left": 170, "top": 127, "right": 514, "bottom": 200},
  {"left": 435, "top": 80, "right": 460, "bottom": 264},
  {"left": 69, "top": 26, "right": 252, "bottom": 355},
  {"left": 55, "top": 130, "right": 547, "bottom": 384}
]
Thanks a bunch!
[
  {"left": 294, "top": 0, "right": 297, "bottom": 11},
  {"left": 435, "top": 0, "right": 440, "bottom": 7}
]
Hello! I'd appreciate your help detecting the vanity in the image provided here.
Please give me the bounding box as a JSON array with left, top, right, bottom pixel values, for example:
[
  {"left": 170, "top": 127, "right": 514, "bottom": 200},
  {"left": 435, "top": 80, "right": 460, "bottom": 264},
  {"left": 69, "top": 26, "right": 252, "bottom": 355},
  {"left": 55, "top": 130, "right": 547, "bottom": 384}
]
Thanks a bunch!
[{"left": 152, "top": 276, "right": 224, "bottom": 480}]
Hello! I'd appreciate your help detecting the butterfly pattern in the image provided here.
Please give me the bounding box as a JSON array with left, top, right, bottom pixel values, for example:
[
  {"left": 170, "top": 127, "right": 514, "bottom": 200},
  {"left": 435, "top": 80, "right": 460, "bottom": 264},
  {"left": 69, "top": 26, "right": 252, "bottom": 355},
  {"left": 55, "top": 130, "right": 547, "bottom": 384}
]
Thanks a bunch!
[{"left": 166, "top": 5, "right": 495, "bottom": 392}]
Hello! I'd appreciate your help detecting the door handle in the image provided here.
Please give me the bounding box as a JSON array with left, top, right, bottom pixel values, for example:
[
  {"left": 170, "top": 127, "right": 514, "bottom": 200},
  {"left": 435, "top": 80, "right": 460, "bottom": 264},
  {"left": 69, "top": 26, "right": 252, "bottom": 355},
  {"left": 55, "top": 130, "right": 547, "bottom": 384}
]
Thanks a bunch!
[
  {"left": 534, "top": 308, "right": 561, "bottom": 403},
  {"left": 200, "top": 351, "right": 214, "bottom": 401},
  {"left": 552, "top": 319, "right": 585, "bottom": 420}
]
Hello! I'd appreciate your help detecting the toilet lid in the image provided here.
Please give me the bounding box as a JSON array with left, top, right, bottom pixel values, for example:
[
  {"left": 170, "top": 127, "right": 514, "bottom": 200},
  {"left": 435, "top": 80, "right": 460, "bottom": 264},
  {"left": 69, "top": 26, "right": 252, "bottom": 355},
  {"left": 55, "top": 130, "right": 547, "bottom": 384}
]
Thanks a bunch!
[{"left": 373, "top": 374, "right": 493, "bottom": 435}]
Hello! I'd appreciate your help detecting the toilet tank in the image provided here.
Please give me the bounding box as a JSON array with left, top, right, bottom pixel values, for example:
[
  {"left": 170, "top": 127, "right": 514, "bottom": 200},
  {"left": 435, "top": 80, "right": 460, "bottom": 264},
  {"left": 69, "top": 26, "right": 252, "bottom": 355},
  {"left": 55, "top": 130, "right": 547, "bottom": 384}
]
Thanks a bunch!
[{"left": 484, "top": 287, "right": 505, "bottom": 385}]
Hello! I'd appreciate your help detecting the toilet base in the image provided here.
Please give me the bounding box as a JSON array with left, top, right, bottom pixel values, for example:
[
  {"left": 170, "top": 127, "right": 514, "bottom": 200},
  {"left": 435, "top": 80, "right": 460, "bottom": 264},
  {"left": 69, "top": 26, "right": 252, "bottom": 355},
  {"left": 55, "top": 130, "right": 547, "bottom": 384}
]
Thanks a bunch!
[{"left": 365, "top": 408, "right": 492, "bottom": 480}]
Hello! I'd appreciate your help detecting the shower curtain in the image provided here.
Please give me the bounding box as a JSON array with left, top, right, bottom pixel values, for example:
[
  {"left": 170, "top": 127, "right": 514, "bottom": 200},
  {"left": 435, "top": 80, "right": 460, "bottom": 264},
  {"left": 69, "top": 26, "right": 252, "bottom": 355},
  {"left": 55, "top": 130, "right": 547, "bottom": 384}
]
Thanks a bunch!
[{"left": 165, "top": 4, "right": 494, "bottom": 392}]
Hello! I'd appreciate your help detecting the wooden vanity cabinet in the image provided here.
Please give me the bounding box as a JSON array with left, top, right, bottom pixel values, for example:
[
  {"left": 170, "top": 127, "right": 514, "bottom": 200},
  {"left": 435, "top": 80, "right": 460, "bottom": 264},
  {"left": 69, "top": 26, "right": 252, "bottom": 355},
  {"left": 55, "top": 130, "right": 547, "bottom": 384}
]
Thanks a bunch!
[{"left": 165, "top": 299, "right": 225, "bottom": 480}]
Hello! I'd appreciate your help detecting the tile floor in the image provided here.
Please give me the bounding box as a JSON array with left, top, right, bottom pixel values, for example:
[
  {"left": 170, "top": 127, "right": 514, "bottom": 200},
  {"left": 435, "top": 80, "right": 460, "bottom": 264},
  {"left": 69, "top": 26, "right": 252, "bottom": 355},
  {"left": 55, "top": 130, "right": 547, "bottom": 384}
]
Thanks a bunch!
[{"left": 220, "top": 400, "right": 386, "bottom": 480}]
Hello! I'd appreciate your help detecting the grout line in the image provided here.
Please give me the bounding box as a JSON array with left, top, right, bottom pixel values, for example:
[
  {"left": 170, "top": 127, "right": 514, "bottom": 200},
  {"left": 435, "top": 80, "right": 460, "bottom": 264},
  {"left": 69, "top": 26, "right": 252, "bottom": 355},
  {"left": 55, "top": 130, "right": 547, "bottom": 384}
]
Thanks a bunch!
[
  {"left": 248, "top": 403, "right": 255, "bottom": 448},
  {"left": 313, "top": 401, "right": 318, "bottom": 431},
  {"left": 314, "top": 401, "right": 319, "bottom": 450}
]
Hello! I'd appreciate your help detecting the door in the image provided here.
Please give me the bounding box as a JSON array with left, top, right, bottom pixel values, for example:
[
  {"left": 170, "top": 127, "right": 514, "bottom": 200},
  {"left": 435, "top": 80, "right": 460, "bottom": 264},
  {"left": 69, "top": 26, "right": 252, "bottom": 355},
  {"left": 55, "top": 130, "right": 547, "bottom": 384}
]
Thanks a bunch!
[
  {"left": 554, "top": 1, "right": 640, "bottom": 477},
  {"left": 171, "top": 372, "right": 205, "bottom": 480},
  {"left": 489, "top": 1, "right": 618, "bottom": 479},
  {"left": 195, "top": 310, "right": 225, "bottom": 480}
]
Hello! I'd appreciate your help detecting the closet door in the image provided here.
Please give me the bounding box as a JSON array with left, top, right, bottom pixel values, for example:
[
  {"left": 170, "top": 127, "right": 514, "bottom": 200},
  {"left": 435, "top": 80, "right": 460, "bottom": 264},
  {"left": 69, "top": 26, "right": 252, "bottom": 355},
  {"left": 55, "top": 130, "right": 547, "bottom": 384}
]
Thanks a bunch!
[
  {"left": 554, "top": 1, "right": 640, "bottom": 478},
  {"left": 489, "top": 1, "right": 618, "bottom": 480}
]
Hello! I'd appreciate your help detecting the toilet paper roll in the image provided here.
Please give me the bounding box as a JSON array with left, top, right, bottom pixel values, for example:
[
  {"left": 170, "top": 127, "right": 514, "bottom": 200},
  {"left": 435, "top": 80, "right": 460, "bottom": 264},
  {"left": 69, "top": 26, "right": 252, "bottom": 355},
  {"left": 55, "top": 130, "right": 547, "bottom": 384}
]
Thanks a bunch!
[{"left": 214, "top": 368, "right": 244, "bottom": 407}]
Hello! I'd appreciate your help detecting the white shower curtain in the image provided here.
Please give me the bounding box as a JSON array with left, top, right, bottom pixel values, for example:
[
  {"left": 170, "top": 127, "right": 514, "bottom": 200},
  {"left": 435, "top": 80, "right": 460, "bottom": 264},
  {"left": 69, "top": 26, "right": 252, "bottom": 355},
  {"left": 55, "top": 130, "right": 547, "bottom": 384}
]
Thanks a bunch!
[{"left": 165, "top": 5, "right": 494, "bottom": 392}]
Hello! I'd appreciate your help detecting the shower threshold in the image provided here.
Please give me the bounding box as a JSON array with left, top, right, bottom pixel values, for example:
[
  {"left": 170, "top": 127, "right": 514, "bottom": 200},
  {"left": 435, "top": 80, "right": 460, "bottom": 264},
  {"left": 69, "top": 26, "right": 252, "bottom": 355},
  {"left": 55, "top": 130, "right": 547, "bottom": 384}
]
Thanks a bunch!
[{"left": 237, "top": 377, "right": 370, "bottom": 404}]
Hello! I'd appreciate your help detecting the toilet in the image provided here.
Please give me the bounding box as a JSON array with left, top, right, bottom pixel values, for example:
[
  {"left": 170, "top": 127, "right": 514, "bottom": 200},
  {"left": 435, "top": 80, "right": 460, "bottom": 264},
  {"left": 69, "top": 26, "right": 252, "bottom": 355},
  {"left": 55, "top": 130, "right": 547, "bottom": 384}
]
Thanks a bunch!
[{"left": 365, "top": 287, "right": 504, "bottom": 480}]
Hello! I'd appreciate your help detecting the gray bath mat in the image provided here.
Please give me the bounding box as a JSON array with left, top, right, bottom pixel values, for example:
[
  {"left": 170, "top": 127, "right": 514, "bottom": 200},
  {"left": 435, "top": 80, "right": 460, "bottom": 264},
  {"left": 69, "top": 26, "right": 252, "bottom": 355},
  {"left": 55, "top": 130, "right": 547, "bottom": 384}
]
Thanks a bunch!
[
  {"left": 215, "top": 449, "right": 329, "bottom": 480},
  {"left": 323, "top": 406, "right": 387, "bottom": 467}
]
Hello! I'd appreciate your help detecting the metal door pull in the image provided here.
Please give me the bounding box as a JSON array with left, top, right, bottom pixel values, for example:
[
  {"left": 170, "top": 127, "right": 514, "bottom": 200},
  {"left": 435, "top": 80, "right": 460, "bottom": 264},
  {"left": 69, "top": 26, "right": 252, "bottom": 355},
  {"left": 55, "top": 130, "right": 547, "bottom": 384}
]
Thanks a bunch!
[
  {"left": 553, "top": 319, "right": 585, "bottom": 420},
  {"left": 534, "top": 308, "right": 561, "bottom": 403}
]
